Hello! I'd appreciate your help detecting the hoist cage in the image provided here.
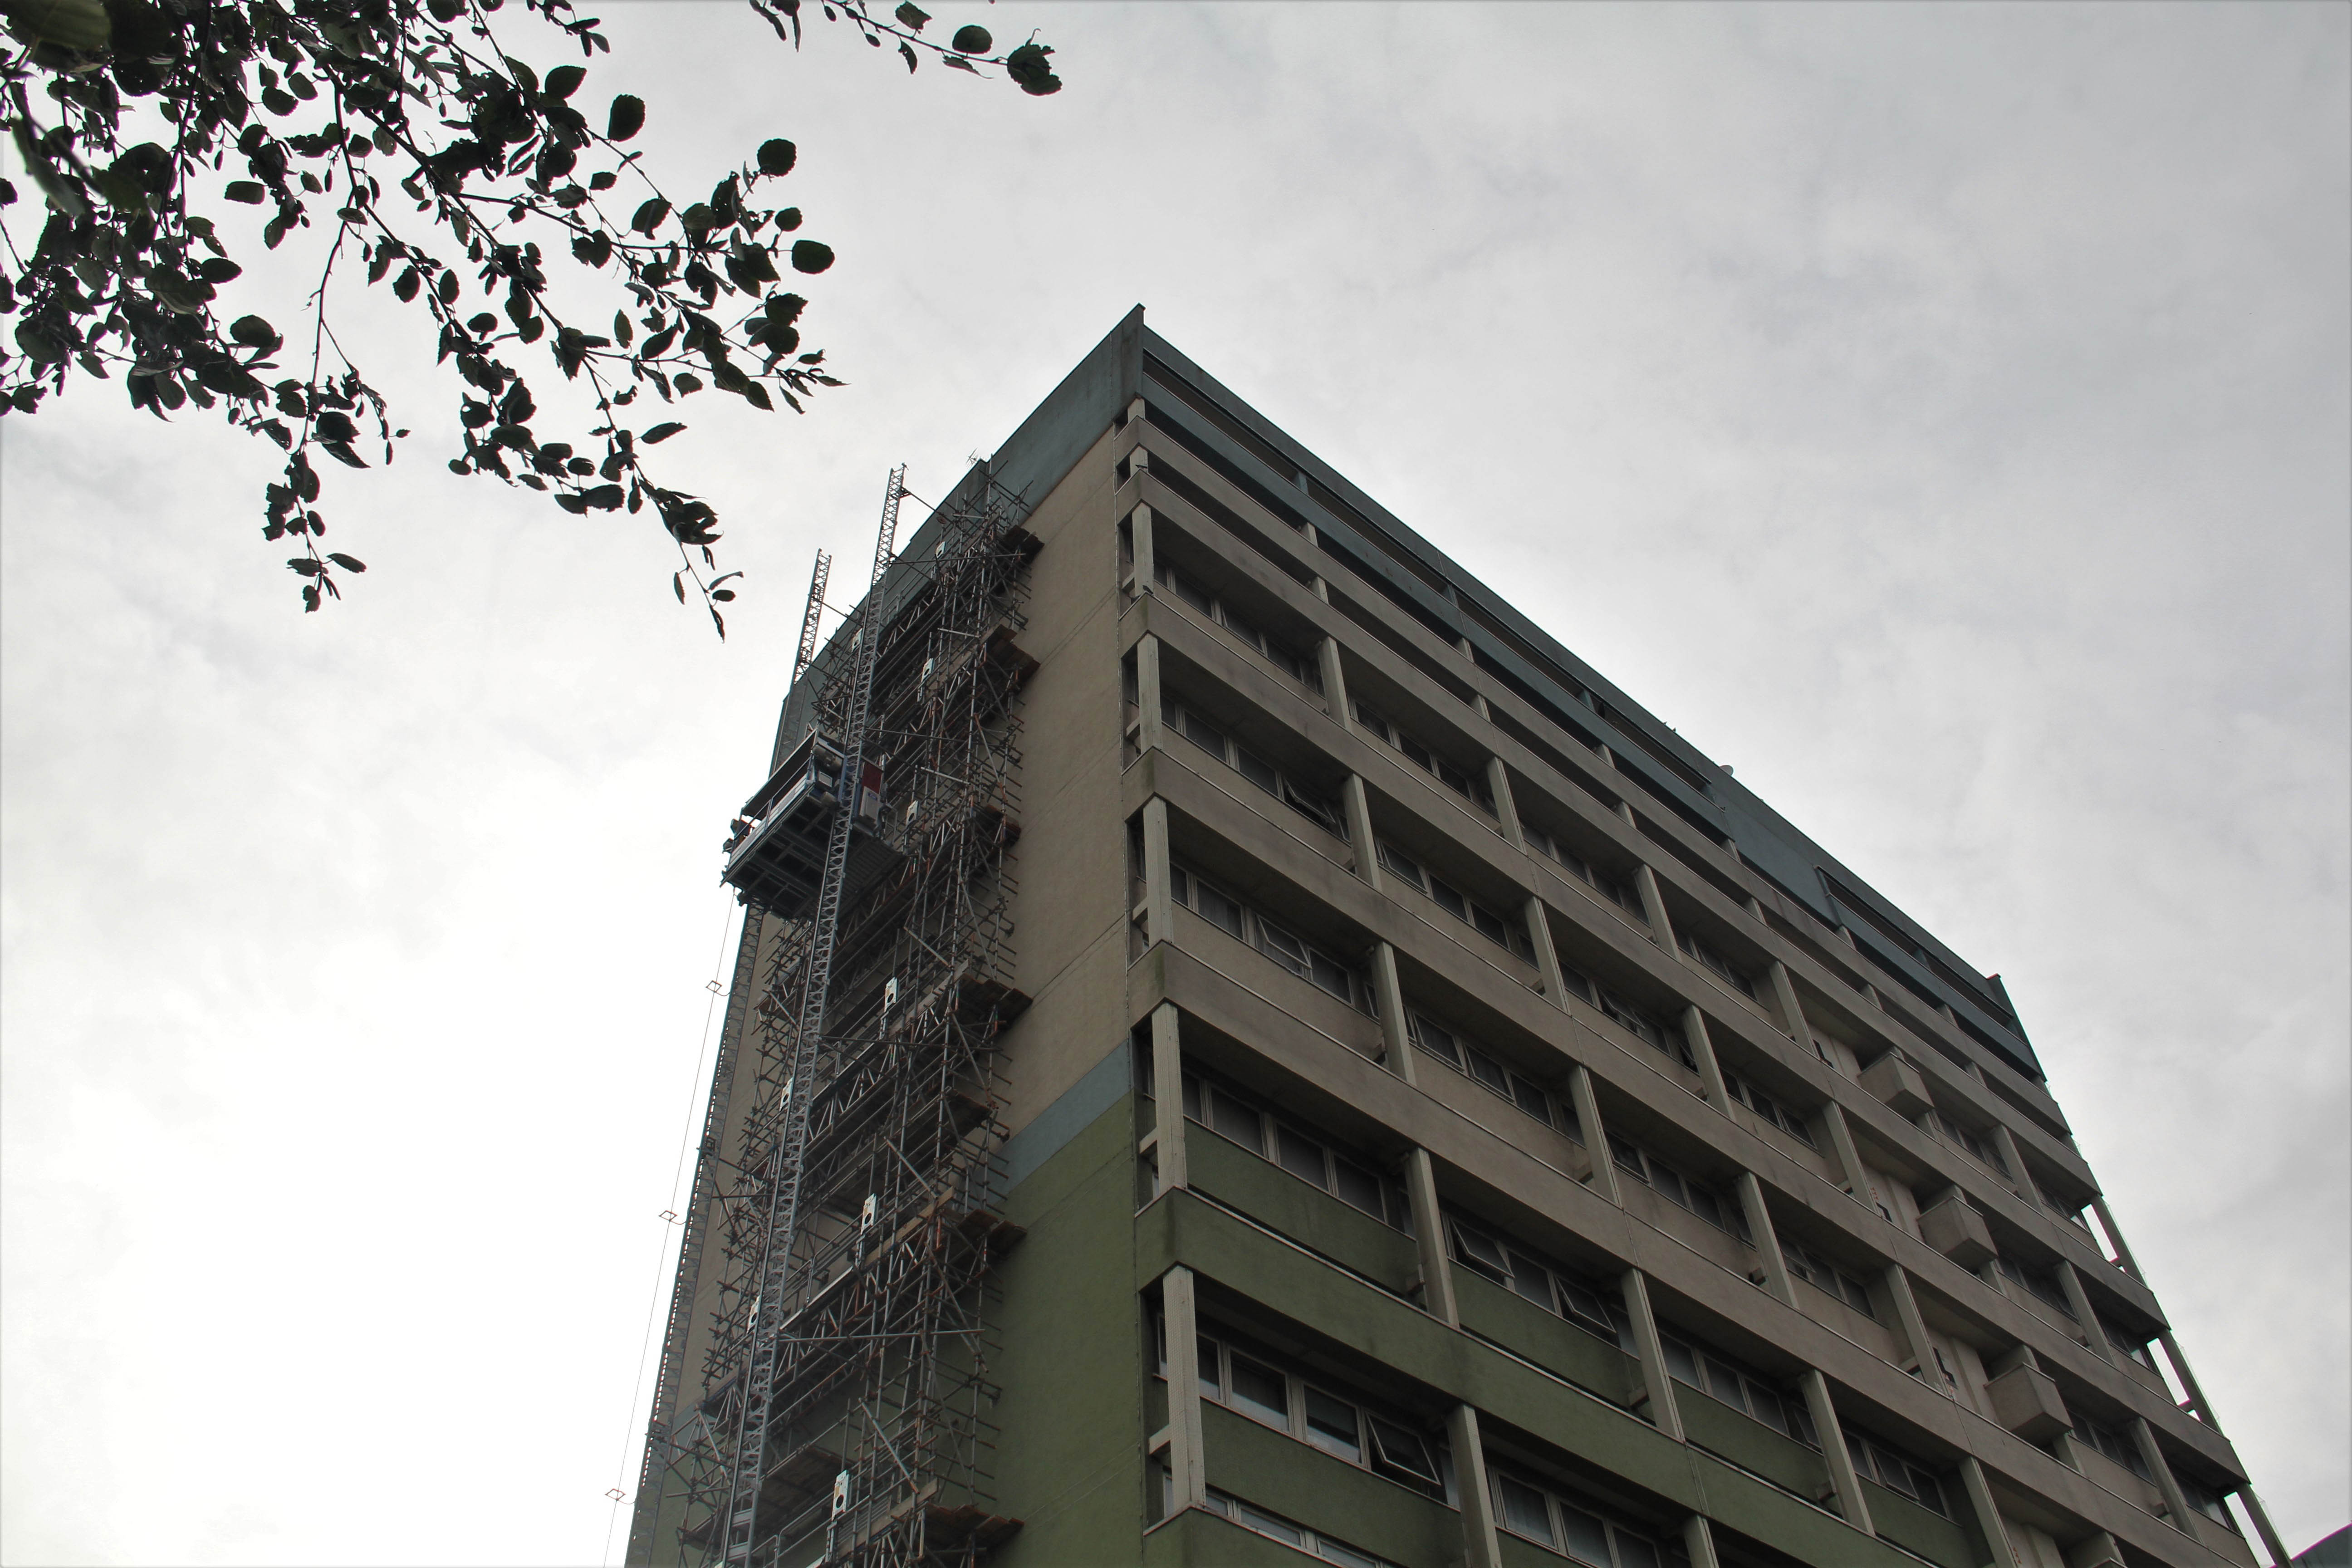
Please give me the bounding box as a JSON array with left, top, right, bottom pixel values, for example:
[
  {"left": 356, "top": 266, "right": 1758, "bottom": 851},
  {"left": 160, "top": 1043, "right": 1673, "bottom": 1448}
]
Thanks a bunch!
[{"left": 630, "top": 466, "right": 1043, "bottom": 1568}]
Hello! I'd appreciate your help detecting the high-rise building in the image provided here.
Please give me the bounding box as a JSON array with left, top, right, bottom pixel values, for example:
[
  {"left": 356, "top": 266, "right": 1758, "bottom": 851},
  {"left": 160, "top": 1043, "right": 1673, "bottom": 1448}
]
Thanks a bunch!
[{"left": 628, "top": 309, "right": 2284, "bottom": 1568}]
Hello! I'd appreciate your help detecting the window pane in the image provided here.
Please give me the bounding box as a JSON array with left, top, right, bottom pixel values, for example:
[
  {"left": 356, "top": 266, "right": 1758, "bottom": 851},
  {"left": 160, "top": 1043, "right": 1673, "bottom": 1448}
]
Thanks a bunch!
[
  {"left": 1845, "top": 1435, "right": 1876, "bottom": 1485},
  {"left": 1469, "top": 1049, "right": 1510, "bottom": 1096},
  {"left": 1276, "top": 1124, "right": 1330, "bottom": 1188},
  {"left": 1196, "top": 881, "right": 1245, "bottom": 938},
  {"left": 1333, "top": 1156, "right": 1384, "bottom": 1219},
  {"left": 1401, "top": 736, "right": 1434, "bottom": 770},
  {"left": 1687, "top": 1184, "right": 1722, "bottom": 1228},
  {"left": 1705, "top": 1358, "right": 1749, "bottom": 1414},
  {"left": 1181, "top": 1072, "right": 1203, "bottom": 1121},
  {"left": 1317, "top": 1538, "right": 1380, "bottom": 1568},
  {"left": 1228, "top": 1352, "right": 1288, "bottom": 1424},
  {"left": 1170, "top": 865, "right": 1191, "bottom": 907},
  {"left": 1652, "top": 1164, "right": 1688, "bottom": 1208},
  {"left": 1377, "top": 843, "right": 1425, "bottom": 890},
  {"left": 1235, "top": 1501, "right": 1302, "bottom": 1545},
  {"left": 1257, "top": 921, "right": 1311, "bottom": 978},
  {"left": 1430, "top": 879, "right": 1469, "bottom": 920},
  {"left": 1662, "top": 1338, "right": 1700, "bottom": 1387},
  {"left": 1411, "top": 1014, "right": 1461, "bottom": 1066},
  {"left": 1210, "top": 1089, "right": 1264, "bottom": 1155},
  {"left": 1450, "top": 1223, "right": 1512, "bottom": 1281},
  {"left": 1183, "top": 710, "right": 1229, "bottom": 760},
  {"left": 1612, "top": 1530, "right": 1662, "bottom": 1568},
  {"left": 1509, "top": 1074, "right": 1552, "bottom": 1124},
  {"left": 1472, "top": 905, "right": 1507, "bottom": 944},
  {"left": 1236, "top": 746, "right": 1279, "bottom": 794},
  {"left": 1197, "top": 1338, "right": 1221, "bottom": 1399},
  {"left": 1497, "top": 1476, "right": 1554, "bottom": 1545},
  {"left": 1303, "top": 1387, "right": 1362, "bottom": 1461},
  {"left": 1368, "top": 1417, "right": 1441, "bottom": 1484},
  {"left": 1610, "top": 1137, "right": 1646, "bottom": 1178},
  {"left": 1505, "top": 1250, "right": 1553, "bottom": 1308},
  {"left": 1559, "top": 1505, "right": 1612, "bottom": 1565},
  {"left": 1172, "top": 573, "right": 1213, "bottom": 615},
  {"left": 1748, "top": 1383, "right": 1790, "bottom": 1437},
  {"left": 1559, "top": 1279, "right": 1610, "bottom": 1329},
  {"left": 1309, "top": 951, "right": 1353, "bottom": 1001}
]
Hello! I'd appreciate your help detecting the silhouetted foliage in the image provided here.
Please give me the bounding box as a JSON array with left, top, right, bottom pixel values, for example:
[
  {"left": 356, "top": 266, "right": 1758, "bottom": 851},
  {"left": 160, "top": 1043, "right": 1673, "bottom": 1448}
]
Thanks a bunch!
[{"left": 0, "top": 0, "right": 1059, "bottom": 629}]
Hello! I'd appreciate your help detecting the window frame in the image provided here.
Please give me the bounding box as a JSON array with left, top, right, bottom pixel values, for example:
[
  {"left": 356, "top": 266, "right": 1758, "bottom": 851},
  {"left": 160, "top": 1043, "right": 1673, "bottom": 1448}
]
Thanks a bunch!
[
  {"left": 1154, "top": 558, "right": 1323, "bottom": 692},
  {"left": 1161, "top": 692, "right": 1347, "bottom": 839}
]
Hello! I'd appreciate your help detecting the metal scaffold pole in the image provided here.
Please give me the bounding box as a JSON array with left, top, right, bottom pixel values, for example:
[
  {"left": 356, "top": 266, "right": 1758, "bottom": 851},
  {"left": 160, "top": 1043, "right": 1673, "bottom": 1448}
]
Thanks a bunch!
[{"left": 634, "top": 460, "right": 1041, "bottom": 1568}]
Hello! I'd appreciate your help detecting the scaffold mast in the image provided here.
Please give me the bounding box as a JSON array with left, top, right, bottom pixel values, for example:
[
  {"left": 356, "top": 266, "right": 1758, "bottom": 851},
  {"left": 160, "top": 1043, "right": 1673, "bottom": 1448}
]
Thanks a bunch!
[{"left": 632, "top": 461, "right": 1041, "bottom": 1568}]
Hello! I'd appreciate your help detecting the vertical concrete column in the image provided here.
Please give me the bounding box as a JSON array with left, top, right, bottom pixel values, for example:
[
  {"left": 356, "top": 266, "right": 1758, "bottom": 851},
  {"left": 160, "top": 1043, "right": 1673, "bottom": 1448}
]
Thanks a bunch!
[
  {"left": 2156, "top": 1330, "right": 2215, "bottom": 1423},
  {"left": 1446, "top": 1405, "right": 1505, "bottom": 1568},
  {"left": 1128, "top": 501, "right": 1156, "bottom": 598},
  {"left": 1989, "top": 1122, "right": 2029, "bottom": 1198},
  {"left": 1820, "top": 1101, "right": 1872, "bottom": 1198},
  {"left": 1958, "top": 1455, "right": 2016, "bottom": 1568},
  {"left": 1682, "top": 1004, "right": 1731, "bottom": 1107},
  {"left": 1736, "top": 1171, "right": 1798, "bottom": 1309},
  {"left": 1343, "top": 774, "right": 1381, "bottom": 890},
  {"left": 2055, "top": 1260, "right": 2111, "bottom": 1361},
  {"left": 1404, "top": 1147, "right": 1458, "bottom": 1326},
  {"left": 1142, "top": 798, "right": 1174, "bottom": 948},
  {"left": 1317, "top": 635, "right": 1350, "bottom": 725},
  {"left": 1485, "top": 757, "right": 1524, "bottom": 847},
  {"left": 1681, "top": 1515, "right": 1722, "bottom": 1568},
  {"left": 1800, "top": 1370, "right": 1875, "bottom": 1534},
  {"left": 1160, "top": 1265, "right": 1209, "bottom": 1515},
  {"left": 1150, "top": 1003, "right": 1188, "bottom": 1196},
  {"left": 1136, "top": 634, "right": 1166, "bottom": 756},
  {"left": 1524, "top": 896, "right": 1570, "bottom": 1007},
  {"left": 1766, "top": 959, "right": 1809, "bottom": 1046},
  {"left": 2235, "top": 1489, "right": 2294, "bottom": 1567},
  {"left": 1568, "top": 1065, "right": 1622, "bottom": 1205},
  {"left": 1882, "top": 1265, "right": 1942, "bottom": 1391},
  {"left": 2129, "top": 1417, "right": 2195, "bottom": 1533},
  {"left": 2091, "top": 1196, "right": 2145, "bottom": 1279},
  {"left": 1370, "top": 940, "right": 1413, "bottom": 1073},
  {"left": 1618, "top": 1268, "right": 1685, "bottom": 1441},
  {"left": 1633, "top": 863, "right": 1674, "bottom": 948}
]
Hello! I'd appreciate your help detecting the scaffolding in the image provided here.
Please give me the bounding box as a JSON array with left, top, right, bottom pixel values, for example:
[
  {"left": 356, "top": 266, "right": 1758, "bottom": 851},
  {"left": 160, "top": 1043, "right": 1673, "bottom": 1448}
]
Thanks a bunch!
[{"left": 634, "top": 464, "right": 1042, "bottom": 1568}]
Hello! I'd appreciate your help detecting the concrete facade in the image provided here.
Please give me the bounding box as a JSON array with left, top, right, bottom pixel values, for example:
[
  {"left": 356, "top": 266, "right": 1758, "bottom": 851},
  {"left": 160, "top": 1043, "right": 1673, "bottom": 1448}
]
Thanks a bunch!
[{"left": 633, "top": 309, "right": 2282, "bottom": 1568}]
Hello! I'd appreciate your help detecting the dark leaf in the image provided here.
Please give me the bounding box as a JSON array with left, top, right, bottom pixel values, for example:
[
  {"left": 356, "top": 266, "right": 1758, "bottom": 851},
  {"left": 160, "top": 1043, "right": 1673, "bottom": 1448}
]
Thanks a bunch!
[
  {"left": 327, "top": 554, "right": 368, "bottom": 573},
  {"left": 230, "top": 316, "right": 280, "bottom": 349},
  {"left": 673, "top": 572, "right": 686, "bottom": 603},
  {"left": 393, "top": 267, "right": 420, "bottom": 302},
  {"left": 756, "top": 138, "right": 797, "bottom": 177},
  {"left": 581, "top": 484, "right": 625, "bottom": 510},
  {"left": 711, "top": 588, "right": 735, "bottom": 601},
  {"left": 323, "top": 440, "right": 370, "bottom": 469},
  {"left": 894, "top": 1, "right": 929, "bottom": 29},
  {"left": 545, "top": 65, "right": 587, "bottom": 100},
  {"left": 1005, "top": 41, "right": 1061, "bottom": 96},
  {"left": 951, "top": 23, "right": 991, "bottom": 53},
  {"left": 789, "top": 240, "right": 834, "bottom": 274},
  {"left": 631, "top": 197, "right": 670, "bottom": 234},
  {"left": 608, "top": 93, "right": 646, "bottom": 142},
  {"left": 899, "top": 39, "right": 917, "bottom": 72},
  {"left": 642, "top": 421, "right": 686, "bottom": 443}
]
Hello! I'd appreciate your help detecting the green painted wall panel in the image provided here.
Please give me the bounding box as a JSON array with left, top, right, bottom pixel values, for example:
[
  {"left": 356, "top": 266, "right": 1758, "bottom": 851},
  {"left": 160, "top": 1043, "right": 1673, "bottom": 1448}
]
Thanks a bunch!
[
  {"left": 1186, "top": 1130, "right": 1421, "bottom": 1292},
  {"left": 1142, "top": 1506, "right": 1340, "bottom": 1568},
  {"left": 1452, "top": 1269, "right": 1639, "bottom": 1407},
  {"left": 1140, "top": 1191, "right": 1925, "bottom": 1568},
  {"left": 1675, "top": 1388, "right": 1830, "bottom": 1500},
  {"left": 1859, "top": 1480, "right": 1976, "bottom": 1568},
  {"left": 993, "top": 1090, "right": 1150, "bottom": 1568},
  {"left": 1199, "top": 1401, "right": 1458, "bottom": 1568}
]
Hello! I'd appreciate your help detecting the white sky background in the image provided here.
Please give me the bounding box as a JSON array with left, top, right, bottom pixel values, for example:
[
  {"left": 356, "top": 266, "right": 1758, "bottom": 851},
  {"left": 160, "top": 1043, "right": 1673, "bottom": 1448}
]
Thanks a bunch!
[{"left": 2, "top": 3, "right": 2345, "bottom": 1563}]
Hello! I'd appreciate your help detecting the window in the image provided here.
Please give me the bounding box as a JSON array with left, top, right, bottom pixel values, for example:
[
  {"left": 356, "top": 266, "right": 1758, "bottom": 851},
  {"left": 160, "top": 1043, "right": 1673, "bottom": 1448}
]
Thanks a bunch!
[
  {"left": 1444, "top": 1213, "right": 1632, "bottom": 1348},
  {"left": 1352, "top": 701, "right": 1495, "bottom": 814},
  {"left": 2074, "top": 1414, "right": 2151, "bottom": 1481},
  {"left": 1487, "top": 1468, "right": 1666, "bottom": 1568},
  {"left": 1995, "top": 1256, "right": 2075, "bottom": 1320},
  {"left": 1407, "top": 1011, "right": 1576, "bottom": 1137},
  {"left": 1195, "top": 1490, "right": 1404, "bottom": 1568},
  {"left": 1563, "top": 967, "right": 1697, "bottom": 1070},
  {"left": 1659, "top": 1333, "right": 1817, "bottom": 1445},
  {"left": 1182, "top": 1069, "right": 1411, "bottom": 1230},
  {"left": 1520, "top": 822, "right": 1646, "bottom": 918},
  {"left": 1928, "top": 1109, "right": 2009, "bottom": 1175},
  {"left": 2180, "top": 1477, "right": 2240, "bottom": 1531},
  {"left": 1678, "top": 928, "right": 1757, "bottom": 998},
  {"left": 1782, "top": 1238, "right": 1878, "bottom": 1318},
  {"left": 1608, "top": 1137, "right": 1751, "bottom": 1242},
  {"left": 1154, "top": 559, "right": 1321, "bottom": 690},
  {"left": 1164, "top": 1327, "right": 1450, "bottom": 1502},
  {"left": 1160, "top": 694, "right": 1347, "bottom": 838},
  {"left": 1843, "top": 1428, "right": 1949, "bottom": 1516},
  {"left": 1725, "top": 1072, "right": 1818, "bottom": 1148},
  {"left": 2096, "top": 1313, "right": 2156, "bottom": 1368},
  {"left": 1169, "top": 861, "right": 1372, "bottom": 1013},
  {"left": 1376, "top": 841, "right": 1532, "bottom": 959}
]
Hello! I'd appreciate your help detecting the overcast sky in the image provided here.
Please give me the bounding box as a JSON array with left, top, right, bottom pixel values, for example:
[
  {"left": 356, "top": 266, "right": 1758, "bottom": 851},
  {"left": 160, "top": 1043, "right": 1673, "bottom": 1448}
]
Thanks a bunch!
[{"left": 2, "top": 4, "right": 2345, "bottom": 1564}]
